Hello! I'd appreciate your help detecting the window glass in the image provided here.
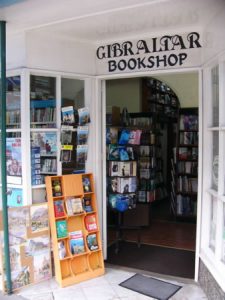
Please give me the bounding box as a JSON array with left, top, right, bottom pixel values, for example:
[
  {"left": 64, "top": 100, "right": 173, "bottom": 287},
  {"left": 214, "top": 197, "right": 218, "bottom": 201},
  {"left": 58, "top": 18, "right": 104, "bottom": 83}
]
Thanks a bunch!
[
  {"left": 222, "top": 204, "right": 225, "bottom": 263},
  {"left": 209, "top": 196, "right": 217, "bottom": 252},
  {"left": 212, "top": 131, "right": 219, "bottom": 191},
  {"left": 6, "top": 76, "right": 21, "bottom": 129},
  {"left": 211, "top": 65, "right": 219, "bottom": 127}
]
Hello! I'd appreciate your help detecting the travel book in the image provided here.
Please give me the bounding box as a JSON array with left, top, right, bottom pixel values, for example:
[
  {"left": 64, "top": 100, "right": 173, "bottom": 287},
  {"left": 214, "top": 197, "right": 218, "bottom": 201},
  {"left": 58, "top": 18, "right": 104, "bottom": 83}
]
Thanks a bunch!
[
  {"left": 58, "top": 240, "right": 67, "bottom": 259},
  {"left": 78, "top": 107, "right": 90, "bottom": 125},
  {"left": 60, "top": 145, "right": 73, "bottom": 162},
  {"left": 83, "top": 196, "right": 93, "bottom": 212},
  {"left": 76, "top": 145, "right": 88, "bottom": 164},
  {"left": 69, "top": 230, "right": 85, "bottom": 255},
  {"left": 82, "top": 176, "right": 91, "bottom": 193},
  {"left": 56, "top": 220, "right": 68, "bottom": 238},
  {"left": 77, "top": 126, "right": 89, "bottom": 145},
  {"left": 65, "top": 197, "right": 84, "bottom": 215},
  {"left": 61, "top": 106, "right": 75, "bottom": 124},
  {"left": 87, "top": 233, "right": 98, "bottom": 251},
  {"left": 61, "top": 125, "right": 73, "bottom": 144},
  {"left": 54, "top": 200, "right": 65, "bottom": 218},
  {"left": 85, "top": 214, "right": 98, "bottom": 231}
]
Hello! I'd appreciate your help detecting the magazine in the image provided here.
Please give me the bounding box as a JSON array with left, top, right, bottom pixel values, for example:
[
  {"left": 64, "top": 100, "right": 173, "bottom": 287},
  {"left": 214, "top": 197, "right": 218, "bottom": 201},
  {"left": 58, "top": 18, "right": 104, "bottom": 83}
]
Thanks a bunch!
[
  {"left": 77, "top": 126, "right": 89, "bottom": 145},
  {"left": 78, "top": 107, "right": 90, "bottom": 125},
  {"left": 61, "top": 106, "right": 75, "bottom": 124}
]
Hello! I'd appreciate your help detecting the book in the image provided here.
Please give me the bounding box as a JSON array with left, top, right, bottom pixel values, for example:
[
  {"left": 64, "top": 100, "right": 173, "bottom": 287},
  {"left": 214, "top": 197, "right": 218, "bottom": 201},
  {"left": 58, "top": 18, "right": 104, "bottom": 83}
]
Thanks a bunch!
[
  {"left": 76, "top": 145, "right": 88, "bottom": 164},
  {"left": 58, "top": 240, "right": 66, "bottom": 259},
  {"left": 77, "top": 126, "right": 89, "bottom": 145},
  {"left": 54, "top": 200, "right": 65, "bottom": 218},
  {"left": 52, "top": 179, "right": 62, "bottom": 196},
  {"left": 60, "top": 145, "right": 73, "bottom": 162},
  {"left": 56, "top": 220, "right": 67, "bottom": 238},
  {"left": 31, "top": 132, "right": 57, "bottom": 156},
  {"left": 108, "top": 144, "right": 120, "bottom": 160},
  {"left": 61, "top": 106, "right": 75, "bottom": 124},
  {"left": 87, "top": 233, "right": 98, "bottom": 251},
  {"left": 118, "top": 129, "right": 130, "bottom": 145},
  {"left": 78, "top": 107, "right": 90, "bottom": 125},
  {"left": 83, "top": 196, "right": 93, "bottom": 212},
  {"left": 71, "top": 197, "right": 84, "bottom": 214},
  {"left": 128, "top": 130, "right": 142, "bottom": 145},
  {"left": 69, "top": 230, "right": 85, "bottom": 255},
  {"left": 7, "top": 188, "right": 23, "bottom": 207},
  {"left": 61, "top": 126, "right": 73, "bottom": 144},
  {"left": 82, "top": 176, "right": 91, "bottom": 192},
  {"left": 65, "top": 197, "right": 73, "bottom": 216},
  {"left": 85, "top": 214, "right": 97, "bottom": 231}
]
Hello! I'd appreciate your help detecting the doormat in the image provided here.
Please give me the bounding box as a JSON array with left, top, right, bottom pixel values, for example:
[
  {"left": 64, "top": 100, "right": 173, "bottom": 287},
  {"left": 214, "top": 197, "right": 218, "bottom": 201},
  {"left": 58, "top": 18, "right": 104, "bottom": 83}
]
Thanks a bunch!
[{"left": 119, "top": 274, "right": 181, "bottom": 300}]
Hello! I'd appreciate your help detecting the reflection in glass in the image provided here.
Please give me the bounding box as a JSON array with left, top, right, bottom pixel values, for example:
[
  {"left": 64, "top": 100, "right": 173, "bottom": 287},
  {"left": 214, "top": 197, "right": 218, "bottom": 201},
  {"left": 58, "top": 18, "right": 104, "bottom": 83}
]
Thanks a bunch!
[
  {"left": 30, "top": 75, "right": 56, "bottom": 128},
  {"left": 209, "top": 196, "right": 217, "bottom": 252},
  {"left": 6, "top": 132, "right": 22, "bottom": 185},
  {"left": 212, "top": 132, "right": 219, "bottom": 190},
  {"left": 6, "top": 76, "right": 21, "bottom": 129},
  {"left": 61, "top": 78, "right": 85, "bottom": 175},
  {"left": 211, "top": 65, "right": 219, "bottom": 127},
  {"left": 222, "top": 204, "right": 225, "bottom": 263}
]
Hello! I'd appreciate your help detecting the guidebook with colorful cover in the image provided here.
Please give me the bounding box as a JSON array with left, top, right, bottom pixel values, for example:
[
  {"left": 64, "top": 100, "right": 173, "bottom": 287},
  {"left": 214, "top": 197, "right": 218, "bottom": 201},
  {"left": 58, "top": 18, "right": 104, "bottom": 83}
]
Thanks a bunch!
[
  {"left": 61, "top": 106, "right": 75, "bottom": 124},
  {"left": 69, "top": 230, "right": 85, "bottom": 255}
]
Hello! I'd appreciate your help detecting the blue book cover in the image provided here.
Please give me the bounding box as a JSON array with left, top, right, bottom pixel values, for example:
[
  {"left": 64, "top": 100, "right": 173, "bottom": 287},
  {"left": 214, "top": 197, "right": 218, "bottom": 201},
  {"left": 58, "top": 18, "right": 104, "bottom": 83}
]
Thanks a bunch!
[{"left": 7, "top": 188, "right": 23, "bottom": 207}]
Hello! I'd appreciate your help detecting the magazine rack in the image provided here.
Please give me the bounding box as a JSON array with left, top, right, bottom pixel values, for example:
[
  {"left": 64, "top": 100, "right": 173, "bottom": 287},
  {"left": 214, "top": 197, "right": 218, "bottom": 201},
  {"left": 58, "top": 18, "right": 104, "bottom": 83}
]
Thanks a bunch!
[{"left": 45, "top": 173, "right": 104, "bottom": 287}]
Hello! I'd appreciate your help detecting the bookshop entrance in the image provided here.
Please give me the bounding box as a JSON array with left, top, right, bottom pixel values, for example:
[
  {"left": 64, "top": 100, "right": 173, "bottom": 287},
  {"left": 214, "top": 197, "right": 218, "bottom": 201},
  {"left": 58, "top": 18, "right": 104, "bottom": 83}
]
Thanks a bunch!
[{"left": 104, "top": 72, "right": 199, "bottom": 279}]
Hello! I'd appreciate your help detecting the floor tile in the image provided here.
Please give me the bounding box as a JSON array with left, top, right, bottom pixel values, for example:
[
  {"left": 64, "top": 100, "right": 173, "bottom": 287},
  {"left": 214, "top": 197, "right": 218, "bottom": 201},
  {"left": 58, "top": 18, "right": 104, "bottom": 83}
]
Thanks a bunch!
[
  {"left": 81, "top": 283, "right": 118, "bottom": 300},
  {"left": 53, "top": 288, "right": 86, "bottom": 300},
  {"left": 170, "top": 284, "right": 208, "bottom": 300}
]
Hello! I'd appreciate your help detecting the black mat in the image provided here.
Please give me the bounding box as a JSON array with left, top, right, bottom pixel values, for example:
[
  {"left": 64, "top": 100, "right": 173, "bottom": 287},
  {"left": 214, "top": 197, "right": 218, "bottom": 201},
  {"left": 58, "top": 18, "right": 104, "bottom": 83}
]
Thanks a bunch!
[
  {"left": 107, "top": 241, "right": 195, "bottom": 278},
  {"left": 120, "top": 274, "right": 181, "bottom": 300}
]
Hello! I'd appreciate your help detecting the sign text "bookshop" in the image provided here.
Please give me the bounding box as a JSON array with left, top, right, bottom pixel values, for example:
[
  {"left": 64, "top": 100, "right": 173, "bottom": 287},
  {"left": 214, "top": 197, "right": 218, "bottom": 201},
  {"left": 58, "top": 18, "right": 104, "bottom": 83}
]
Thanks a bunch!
[{"left": 96, "top": 32, "right": 202, "bottom": 72}]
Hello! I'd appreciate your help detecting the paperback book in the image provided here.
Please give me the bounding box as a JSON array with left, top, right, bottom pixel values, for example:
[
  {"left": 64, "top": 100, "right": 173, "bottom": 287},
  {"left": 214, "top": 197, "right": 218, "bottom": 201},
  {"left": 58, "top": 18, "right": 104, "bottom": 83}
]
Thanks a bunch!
[
  {"left": 128, "top": 130, "right": 142, "bottom": 145},
  {"left": 58, "top": 240, "right": 66, "bottom": 260},
  {"left": 54, "top": 200, "right": 65, "bottom": 218},
  {"left": 69, "top": 230, "right": 85, "bottom": 255},
  {"left": 61, "top": 106, "right": 75, "bottom": 124},
  {"left": 85, "top": 214, "right": 98, "bottom": 231},
  {"left": 87, "top": 233, "right": 98, "bottom": 251},
  {"left": 65, "top": 197, "right": 84, "bottom": 215},
  {"left": 60, "top": 145, "right": 73, "bottom": 163},
  {"left": 83, "top": 196, "right": 93, "bottom": 212},
  {"left": 76, "top": 145, "right": 88, "bottom": 164},
  {"left": 56, "top": 220, "right": 67, "bottom": 238},
  {"left": 82, "top": 176, "right": 92, "bottom": 192},
  {"left": 77, "top": 126, "right": 89, "bottom": 145},
  {"left": 78, "top": 107, "right": 90, "bottom": 125},
  {"left": 61, "top": 125, "right": 73, "bottom": 144},
  {"left": 118, "top": 129, "right": 130, "bottom": 145}
]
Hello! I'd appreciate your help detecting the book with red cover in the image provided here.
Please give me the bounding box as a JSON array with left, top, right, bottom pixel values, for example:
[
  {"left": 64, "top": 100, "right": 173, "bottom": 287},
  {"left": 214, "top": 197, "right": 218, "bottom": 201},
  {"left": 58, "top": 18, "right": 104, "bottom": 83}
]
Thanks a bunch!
[
  {"left": 85, "top": 214, "right": 97, "bottom": 231},
  {"left": 54, "top": 200, "right": 65, "bottom": 217}
]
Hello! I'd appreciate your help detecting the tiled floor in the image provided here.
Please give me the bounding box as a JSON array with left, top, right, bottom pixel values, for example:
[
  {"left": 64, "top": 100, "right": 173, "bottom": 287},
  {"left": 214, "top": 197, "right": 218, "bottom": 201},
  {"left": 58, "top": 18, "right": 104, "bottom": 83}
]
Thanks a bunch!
[{"left": 13, "top": 265, "right": 208, "bottom": 300}]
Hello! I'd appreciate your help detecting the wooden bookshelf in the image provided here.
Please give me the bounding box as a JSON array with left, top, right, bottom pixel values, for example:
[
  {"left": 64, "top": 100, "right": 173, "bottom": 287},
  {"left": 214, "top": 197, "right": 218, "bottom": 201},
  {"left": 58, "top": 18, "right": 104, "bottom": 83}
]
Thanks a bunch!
[{"left": 45, "top": 173, "right": 104, "bottom": 287}]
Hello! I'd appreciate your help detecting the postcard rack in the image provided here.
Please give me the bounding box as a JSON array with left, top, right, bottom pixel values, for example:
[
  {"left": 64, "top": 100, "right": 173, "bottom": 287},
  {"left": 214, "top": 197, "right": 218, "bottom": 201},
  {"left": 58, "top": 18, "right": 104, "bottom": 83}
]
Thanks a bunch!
[{"left": 45, "top": 173, "right": 104, "bottom": 287}]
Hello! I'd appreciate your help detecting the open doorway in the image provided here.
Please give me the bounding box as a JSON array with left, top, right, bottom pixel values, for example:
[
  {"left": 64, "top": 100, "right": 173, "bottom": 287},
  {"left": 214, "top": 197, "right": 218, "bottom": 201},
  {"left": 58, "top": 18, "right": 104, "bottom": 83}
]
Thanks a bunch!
[{"left": 105, "top": 72, "right": 199, "bottom": 279}]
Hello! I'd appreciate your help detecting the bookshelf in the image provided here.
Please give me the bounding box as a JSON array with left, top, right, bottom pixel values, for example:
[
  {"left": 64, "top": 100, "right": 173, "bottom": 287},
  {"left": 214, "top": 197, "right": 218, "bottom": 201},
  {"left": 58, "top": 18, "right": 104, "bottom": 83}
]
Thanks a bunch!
[
  {"left": 45, "top": 173, "right": 104, "bottom": 287},
  {"left": 174, "top": 108, "right": 198, "bottom": 220},
  {"left": 141, "top": 77, "right": 179, "bottom": 120}
]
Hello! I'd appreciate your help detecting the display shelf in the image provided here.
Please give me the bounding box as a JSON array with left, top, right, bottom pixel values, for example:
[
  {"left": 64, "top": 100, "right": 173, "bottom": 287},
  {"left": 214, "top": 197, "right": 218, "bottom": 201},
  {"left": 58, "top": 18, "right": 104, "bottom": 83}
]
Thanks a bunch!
[
  {"left": 45, "top": 173, "right": 104, "bottom": 287},
  {"left": 174, "top": 108, "right": 198, "bottom": 220}
]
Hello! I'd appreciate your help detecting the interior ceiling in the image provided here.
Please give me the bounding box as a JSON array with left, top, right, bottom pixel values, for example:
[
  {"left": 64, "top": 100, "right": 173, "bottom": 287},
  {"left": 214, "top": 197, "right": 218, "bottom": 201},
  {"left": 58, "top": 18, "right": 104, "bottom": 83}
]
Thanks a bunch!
[{"left": 1, "top": 0, "right": 224, "bottom": 43}]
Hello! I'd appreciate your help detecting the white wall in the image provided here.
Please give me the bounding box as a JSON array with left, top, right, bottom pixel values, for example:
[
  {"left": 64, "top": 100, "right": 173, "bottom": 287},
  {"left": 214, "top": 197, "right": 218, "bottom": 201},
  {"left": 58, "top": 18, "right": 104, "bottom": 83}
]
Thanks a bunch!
[
  {"left": 202, "top": 6, "right": 225, "bottom": 64},
  {"left": 26, "top": 31, "right": 95, "bottom": 75},
  {"left": 6, "top": 33, "right": 26, "bottom": 70}
]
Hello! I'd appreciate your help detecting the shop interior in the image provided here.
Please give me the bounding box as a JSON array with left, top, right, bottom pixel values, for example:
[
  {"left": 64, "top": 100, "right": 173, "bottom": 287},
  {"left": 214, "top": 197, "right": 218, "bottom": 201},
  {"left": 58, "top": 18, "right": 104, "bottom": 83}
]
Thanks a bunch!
[{"left": 105, "top": 72, "right": 199, "bottom": 279}]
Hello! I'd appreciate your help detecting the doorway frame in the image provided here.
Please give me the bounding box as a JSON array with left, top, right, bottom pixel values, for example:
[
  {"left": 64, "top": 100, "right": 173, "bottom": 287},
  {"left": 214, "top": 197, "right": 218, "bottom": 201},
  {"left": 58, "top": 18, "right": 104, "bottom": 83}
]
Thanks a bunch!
[{"left": 96, "top": 67, "right": 203, "bottom": 282}]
